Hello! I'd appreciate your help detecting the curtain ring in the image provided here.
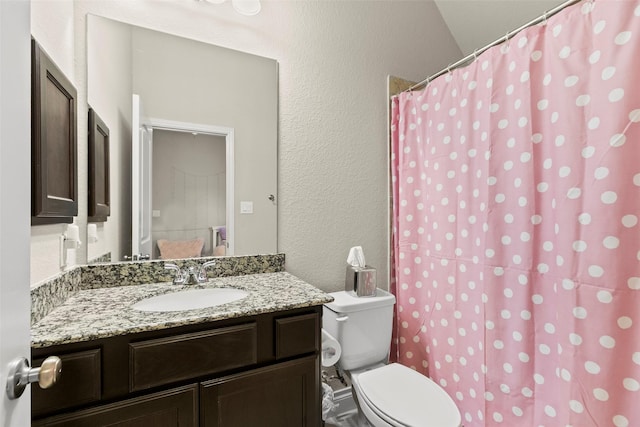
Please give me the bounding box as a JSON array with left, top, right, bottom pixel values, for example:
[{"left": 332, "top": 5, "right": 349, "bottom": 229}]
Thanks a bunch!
[
  {"left": 473, "top": 49, "right": 479, "bottom": 61},
  {"left": 447, "top": 64, "right": 452, "bottom": 74},
  {"left": 541, "top": 11, "right": 548, "bottom": 26}
]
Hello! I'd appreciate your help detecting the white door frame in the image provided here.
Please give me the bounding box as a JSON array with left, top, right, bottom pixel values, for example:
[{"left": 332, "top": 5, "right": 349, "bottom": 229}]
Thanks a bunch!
[
  {"left": 149, "top": 118, "right": 235, "bottom": 256},
  {"left": 0, "top": 0, "right": 33, "bottom": 425}
]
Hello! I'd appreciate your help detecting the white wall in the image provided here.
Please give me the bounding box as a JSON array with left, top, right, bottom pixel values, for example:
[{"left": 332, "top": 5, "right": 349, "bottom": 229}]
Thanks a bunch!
[{"left": 30, "top": 0, "right": 462, "bottom": 291}]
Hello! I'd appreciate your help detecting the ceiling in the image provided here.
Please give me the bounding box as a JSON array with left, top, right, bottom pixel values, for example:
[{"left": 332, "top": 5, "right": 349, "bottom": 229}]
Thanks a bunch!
[{"left": 434, "top": 0, "right": 567, "bottom": 56}]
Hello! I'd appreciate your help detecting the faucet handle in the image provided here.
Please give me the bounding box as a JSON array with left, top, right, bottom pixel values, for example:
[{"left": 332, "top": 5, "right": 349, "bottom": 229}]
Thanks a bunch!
[
  {"left": 164, "top": 263, "right": 187, "bottom": 285},
  {"left": 197, "top": 260, "right": 217, "bottom": 282}
]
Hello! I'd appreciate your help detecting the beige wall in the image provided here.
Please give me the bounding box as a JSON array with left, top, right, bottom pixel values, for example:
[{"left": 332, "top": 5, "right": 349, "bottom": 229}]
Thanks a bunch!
[{"left": 29, "top": 0, "right": 462, "bottom": 291}]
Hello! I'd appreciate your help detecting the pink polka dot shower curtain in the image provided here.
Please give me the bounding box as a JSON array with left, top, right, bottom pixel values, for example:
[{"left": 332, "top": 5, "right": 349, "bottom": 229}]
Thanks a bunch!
[{"left": 390, "top": 1, "right": 640, "bottom": 426}]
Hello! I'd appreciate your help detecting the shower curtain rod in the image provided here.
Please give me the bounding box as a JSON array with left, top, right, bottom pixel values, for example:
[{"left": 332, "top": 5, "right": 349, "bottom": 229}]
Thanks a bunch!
[{"left": 405, "top": 0, "right": 584, "bottom": 92}]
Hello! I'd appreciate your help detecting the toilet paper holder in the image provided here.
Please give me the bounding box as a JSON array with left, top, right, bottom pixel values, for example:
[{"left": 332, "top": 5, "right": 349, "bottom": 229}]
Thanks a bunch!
[{"left": 345, "top": 265, "right": 377, "bottom": 297}]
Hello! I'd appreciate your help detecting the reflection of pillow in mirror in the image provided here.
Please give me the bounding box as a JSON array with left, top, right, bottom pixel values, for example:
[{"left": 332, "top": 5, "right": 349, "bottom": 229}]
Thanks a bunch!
[{"left": 157, "top": 238, "right": 205, "bottom": 259}]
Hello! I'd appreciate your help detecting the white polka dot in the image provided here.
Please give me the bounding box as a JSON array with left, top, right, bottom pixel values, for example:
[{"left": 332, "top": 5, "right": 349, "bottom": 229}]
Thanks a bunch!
[
  {"left": 522, "top": 386, "right": 533, "bottom": 397},
  {"left": 634, "top": 353, "right": 640, "bottom": 365},
  {"left": 594, "top": 20, "right": 606, "bottom": 34},
  {"left": 555, "top": 135, "right": 565, "bottom": 146},
  {"left": 561, "top": 368, "right": 571, "bottom": 381},
  {"left": 498, "top": 119, "right": 509, "bottom": 129},
  {"left": 559, "top": 46, "right": 571, "bottom": 58},
  {"left": 573, "top": 307, "right": 587, "bottom": 319},
  {"left": 613, "top": 415, "right": 630, "bottom": 427},
  {"left": 543, "top": 241, "right": 553, "bottom": 251},
  {"left": 623, "top": 378, "right": 640, "bottom": 391},
  {"left": 594, "top": 388, "right": 609, "bottom": 401},
  {"left": 588, "top": 265, "right": 604, "bottom": 278},
  {"left": 573, "top": 240, "right": 587, "bottom": 252},
  {"left": 567, "top": 187, "right": 581, "bottom": 199},
  {"left": 569, "top": 333, "right": 582, "bottom": 345},
  {"left": 543, "top": 74, "right": 552, "bottom": 86},
  {"left": 615, "top": 31, "right": 632, "bottom": 45},
  {"left": 603, "top": 236, "right": 620, "bottom": 249},
  {"left": 578, "top": 213, "right": 591, "bottom": 225},
  {"left": 630, "top": 109, "right": 640, "bottom": 123},
  {"left": 588, "top": 117, "right": 600, "bottom": 129},
  {"left": 545, "top": 405, "right": 556, "bottom": 418},
  {"left": 532, "top": 133, "right": 543, "bottom": 143},
  {"left": 576, "top": 94, "right": 590, "bottom": 107},
  {"left": 570, "top": 400, "right": 584, "bottom": 413},
  {"left": 601, "top": 191, "right": 618, "bottom": 204},
  {"left": 537, "top": 263, "right": 549, "bottom": 274},
  {"left": 610, "top": 134, "right": 627, "bottom": 147},
  {"left": 532, "top": 294, "right": 543, "bottom": 304},
  {"left": 519, "top": 352, "right": 530, "bottom": 362},
  {"left": 602, "top": 66, "right": 616, "bottom": 81},
  {"left": 628, "top": 277, "right": 640, "bottom": 290},
  {"left": 537, "top": 182, "right": 549, "bottom": 192},
  {"left": 582, "top": 146, "right": 595, "bottom": 158},
  {"left": 589, "top": 50, "right": 601, "bottom": 64},
  {"left": 609, "top": 88, "right": 625, "bottom": 103},
  {"left": 534, "top": 373, "right": 545, "bottom": 385},
  {"left": 594, "top": 167, "right": 609, "bottom": 180},
  {"left": 622, "top": 215, "right": 638, "bottom": 228},
  {"left": 531, "top": 50, "right": 542, "bottom": 61},
  {"left": 558, "top": 166, "right": 571, "bottom": 178},
  {"left": 597, "top": 290, "right": 613, "bottom": 303},
  {"left": 618, "top": 316, "right": 632, "bottom": 329},
  {"left": 564, "top": 75, "right": 579, "bottom": 87},
  {"left": 600, "top": 335, "right": 615, "bottom": 349},
  {"left": 539, "top": 344, "right": 550, "bottom": 355},
  {"left": 585, "top": 361, "right": 601, "bottom": 374},
  {"left": 562, "top": 279, "right": 575, "bottom": 290},
  {"left": 493, "top": 412, "right": 503, "bottom": 422}
]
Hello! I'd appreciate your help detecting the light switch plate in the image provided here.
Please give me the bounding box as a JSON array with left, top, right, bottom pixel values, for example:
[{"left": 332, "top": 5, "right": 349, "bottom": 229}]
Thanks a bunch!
[{"left": 240, "top": 201, "right": 254, "bottom": 214}]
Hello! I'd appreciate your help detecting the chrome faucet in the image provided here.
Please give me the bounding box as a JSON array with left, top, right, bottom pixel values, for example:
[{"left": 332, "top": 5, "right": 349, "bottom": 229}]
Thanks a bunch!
[{"left": 164, "top": 260, "right": 216, "bottom": 285}]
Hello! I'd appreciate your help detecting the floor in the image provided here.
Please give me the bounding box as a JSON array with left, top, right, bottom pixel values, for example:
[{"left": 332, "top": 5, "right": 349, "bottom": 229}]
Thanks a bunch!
[{"left": 322, "top": 366, "right": 373, "bottom": 427}]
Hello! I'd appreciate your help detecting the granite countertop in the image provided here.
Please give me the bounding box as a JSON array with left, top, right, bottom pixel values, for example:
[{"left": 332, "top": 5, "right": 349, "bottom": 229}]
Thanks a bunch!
[{"left": 31, "top": 272, "right": 333, "bottom": 348}]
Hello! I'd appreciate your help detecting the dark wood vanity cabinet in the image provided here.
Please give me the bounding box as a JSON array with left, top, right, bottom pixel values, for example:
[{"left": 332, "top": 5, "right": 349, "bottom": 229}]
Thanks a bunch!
[{"left": 32, "top": 306, "right": 322, "bottom": 427}]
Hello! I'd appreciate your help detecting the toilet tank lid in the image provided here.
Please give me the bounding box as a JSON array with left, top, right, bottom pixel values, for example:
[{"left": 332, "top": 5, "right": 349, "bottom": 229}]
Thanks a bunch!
[{"left": 324, "top": 289, "right": 396, "bottom": 313}]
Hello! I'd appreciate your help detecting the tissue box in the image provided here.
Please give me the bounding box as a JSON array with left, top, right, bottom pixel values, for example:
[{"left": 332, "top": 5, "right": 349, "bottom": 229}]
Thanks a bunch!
[{"left": 345, "top": 265, "right": 377, "bottom": 297}]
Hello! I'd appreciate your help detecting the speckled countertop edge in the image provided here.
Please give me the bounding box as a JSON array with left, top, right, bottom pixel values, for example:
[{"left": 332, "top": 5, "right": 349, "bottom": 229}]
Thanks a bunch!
[{"left": 31, "top": 272, "right": 333, "bottom": 348}]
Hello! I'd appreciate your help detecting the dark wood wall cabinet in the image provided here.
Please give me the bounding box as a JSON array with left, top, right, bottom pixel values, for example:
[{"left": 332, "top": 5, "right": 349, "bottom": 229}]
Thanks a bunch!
[
  {"left": 88, "top": 108, "right": 110, "bottom": 222},
  {"left": 31, "top": 39, "right": 78, "bottom": 225},
  {"left": 32, "top": 306, "right": 323, "bottom": 427}
]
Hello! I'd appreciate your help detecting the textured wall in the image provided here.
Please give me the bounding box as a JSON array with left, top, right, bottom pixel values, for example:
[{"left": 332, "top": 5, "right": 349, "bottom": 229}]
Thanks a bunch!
[{"left": 30, "top": 0, "right": 462, "bottom": 290}]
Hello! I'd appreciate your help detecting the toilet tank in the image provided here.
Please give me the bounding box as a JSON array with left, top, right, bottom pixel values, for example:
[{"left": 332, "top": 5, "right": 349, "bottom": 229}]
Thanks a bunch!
[{"left": 323, "top": 289, "right": 396, "bottom": 371}]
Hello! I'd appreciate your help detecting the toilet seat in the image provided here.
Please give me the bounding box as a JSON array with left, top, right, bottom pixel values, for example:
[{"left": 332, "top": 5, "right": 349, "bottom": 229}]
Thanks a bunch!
[{"left": 352, "top": 363, "right": 461, "bottom": 427}]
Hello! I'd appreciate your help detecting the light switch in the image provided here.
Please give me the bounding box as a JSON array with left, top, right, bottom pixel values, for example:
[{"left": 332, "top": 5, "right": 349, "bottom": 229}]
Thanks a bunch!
[
  {"left": 240, "top": 201, "right": 254, "bottom": 214},
  {"left": 152, "top": 210, "right": 161, "bottom": 218}
]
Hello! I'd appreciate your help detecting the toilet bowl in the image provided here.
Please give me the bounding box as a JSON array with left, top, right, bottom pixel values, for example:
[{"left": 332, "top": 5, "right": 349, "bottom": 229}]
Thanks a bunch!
[{"left": 323, "top": 290, "right": 461, "bottom": 427}]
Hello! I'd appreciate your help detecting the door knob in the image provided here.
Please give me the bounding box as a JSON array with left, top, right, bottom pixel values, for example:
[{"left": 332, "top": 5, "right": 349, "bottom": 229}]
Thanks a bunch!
[{"left": 6, "top": 356, "right": 62, "bottom": 400}]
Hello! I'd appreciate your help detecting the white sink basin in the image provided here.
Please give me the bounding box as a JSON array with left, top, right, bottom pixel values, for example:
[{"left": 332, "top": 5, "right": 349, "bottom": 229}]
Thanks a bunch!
[{"left": 131, "top": 288, "right": 248, "bottom": 312}]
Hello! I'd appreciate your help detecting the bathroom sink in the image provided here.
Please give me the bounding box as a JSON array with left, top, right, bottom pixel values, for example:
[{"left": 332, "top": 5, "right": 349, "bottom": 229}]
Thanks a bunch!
[{"left": 131, "top": 288, "right": 248, "bottom": 312}]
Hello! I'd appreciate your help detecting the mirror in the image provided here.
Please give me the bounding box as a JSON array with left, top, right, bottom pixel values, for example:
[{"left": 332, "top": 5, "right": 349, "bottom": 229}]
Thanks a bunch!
[{"left": 86, "top": 15, "right": 278, "bottom": 262}]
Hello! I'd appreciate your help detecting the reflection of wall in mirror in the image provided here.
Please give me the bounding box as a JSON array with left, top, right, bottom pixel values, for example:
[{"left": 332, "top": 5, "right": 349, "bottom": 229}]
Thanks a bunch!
[{"left": 152, "top": 130, "right": 226, "bottom": 259}]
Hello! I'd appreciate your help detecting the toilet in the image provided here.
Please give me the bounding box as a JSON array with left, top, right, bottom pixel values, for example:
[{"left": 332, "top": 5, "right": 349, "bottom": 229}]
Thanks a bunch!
[{"left": 323, "top": 289, "right": 462, "bottom": 427}]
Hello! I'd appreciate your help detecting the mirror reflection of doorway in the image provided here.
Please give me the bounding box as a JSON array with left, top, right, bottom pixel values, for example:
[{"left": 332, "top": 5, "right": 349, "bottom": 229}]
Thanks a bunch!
[{"left": 152, "top": 129, "right": 227, "bottom": 259}]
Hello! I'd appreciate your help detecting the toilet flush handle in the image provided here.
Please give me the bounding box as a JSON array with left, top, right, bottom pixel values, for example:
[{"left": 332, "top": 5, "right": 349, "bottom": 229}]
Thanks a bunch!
[{"left": 336, "top": 315, "right": 349, "bottom": 322}]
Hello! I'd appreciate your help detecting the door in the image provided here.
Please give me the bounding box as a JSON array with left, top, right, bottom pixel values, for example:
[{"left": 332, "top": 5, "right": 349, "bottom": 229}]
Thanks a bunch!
[
  {"left": 131, "top": 94, "right": 153, "bottom": 259},
  {"left": 0, "top": 0, "right": 33, "bottom": 426}
]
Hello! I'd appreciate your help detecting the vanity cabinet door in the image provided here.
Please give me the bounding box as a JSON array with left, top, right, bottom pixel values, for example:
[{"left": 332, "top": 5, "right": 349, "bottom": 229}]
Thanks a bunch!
[
  {"left": 32, "top": 384, "right": 197, "bottom": 427},
  {"left": 200, "top": 355, "right": 320, "bottom": 427}
]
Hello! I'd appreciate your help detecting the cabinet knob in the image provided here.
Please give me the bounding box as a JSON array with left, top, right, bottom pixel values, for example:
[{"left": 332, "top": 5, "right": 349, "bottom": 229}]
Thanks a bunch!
[{"left": 5, "top": 356, "right": 62, "bottom": 400}]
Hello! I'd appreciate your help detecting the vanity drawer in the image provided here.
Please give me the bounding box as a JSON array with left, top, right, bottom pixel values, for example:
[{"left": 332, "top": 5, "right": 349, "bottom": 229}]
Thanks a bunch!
[
  {"left": 129, "top": 322, "right": 257, "bottom": 392},
  {"left": 32, "top": 348, "right": 102, "bottom": 418},
  {"left": 275, "top": 313, "right": 319, "bottom": 359}
]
